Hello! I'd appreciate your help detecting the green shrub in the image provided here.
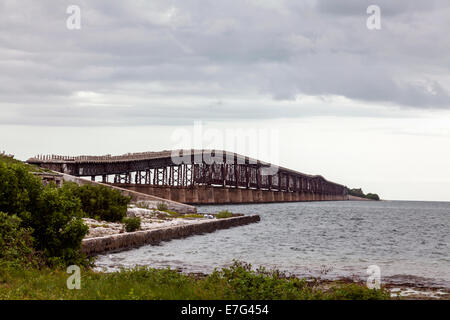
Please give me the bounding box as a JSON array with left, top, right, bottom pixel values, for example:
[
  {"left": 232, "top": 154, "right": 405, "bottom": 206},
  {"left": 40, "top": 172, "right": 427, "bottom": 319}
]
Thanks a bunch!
[
  {"left": 65, "top": 183, "right": 131, "bottom": 222},
  {"left": 0, "top": 160, "right": 90, "bottom": 266},
  {"left": 123, "top": 217, "right": 141, "bottom": 232},
  {"left": 157, "top": 202, "right": 168, "bottom": 211},
  {"left": 203, "top": 261, "right": 390, "bottom": 300},
  {"left": 348, "top": 188, "right": 365, "bottom": 197},
  {"left": 0, "top": 162, "right": 42, "bottom": 218},
  {"left": 205, "top": 261, "right": 317, "bottom": 299},
  {"left": 347, "top": 188, "right": 381, "bottom": 201},
  {"left": 366, "top": 193, "right": 380, "bottom": 201},
  {"left": 0, "top": 212, "right": 36, "bottom": 266},
  {"left": 216, "top": 210, "right": 233, "bottom": 219},
  {"left": 326, "top": 283, "right": 390, "bottom": 300},
  {"left": 23, "top": 186, "right": 89, "bottom": 266}
]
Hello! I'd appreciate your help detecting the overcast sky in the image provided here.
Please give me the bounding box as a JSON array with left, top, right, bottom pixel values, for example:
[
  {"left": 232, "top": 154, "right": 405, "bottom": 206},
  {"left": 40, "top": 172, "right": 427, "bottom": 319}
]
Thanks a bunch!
[{"left": 1, "top": 0, "right": 450, "bottom": 201}]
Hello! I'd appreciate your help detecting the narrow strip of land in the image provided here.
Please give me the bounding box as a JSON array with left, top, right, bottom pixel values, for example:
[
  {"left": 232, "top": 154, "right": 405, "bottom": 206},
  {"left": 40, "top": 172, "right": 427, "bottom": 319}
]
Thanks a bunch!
[{"left": 82, "top": 214, "right": 260, "bottom": 255}]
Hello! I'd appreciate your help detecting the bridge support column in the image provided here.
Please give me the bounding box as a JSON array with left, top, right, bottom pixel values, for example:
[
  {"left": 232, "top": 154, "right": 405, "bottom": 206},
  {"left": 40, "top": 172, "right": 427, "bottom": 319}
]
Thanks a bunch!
[
  {"left": 213, "top": 187, "right": 229, "bottom": 204},
  {"left": 241, "top": 189, "right": 252, "bottom": 203},
  {"left": 196, "top": 186, "right": 214, "bottom": 203},
  {"left": 254, "top": 190, "right": 263, "bottom": 202},
  {"left": 169, "top": 187, "right": 186, "bottom": 203},
  {"left": 178, "top": 188, "right": 187, "bottom": 203},
  {"left": 185, "top": 187, "right": 199, "bottom": 204},
  {"left": 262, "top": 190, "right": 275, "bottom": 202},
  {"left": 299, "top": 192, "right": 305, "bottom": 201},
  {"left": 274, "top": 191, "right": 283, "bottom": 202},
  {"left": 229, "top": 188, "right": 243, "bottom": 203}
]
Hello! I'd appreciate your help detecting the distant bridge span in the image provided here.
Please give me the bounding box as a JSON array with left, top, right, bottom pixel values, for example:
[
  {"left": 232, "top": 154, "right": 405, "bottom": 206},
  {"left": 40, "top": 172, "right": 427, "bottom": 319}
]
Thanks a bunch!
[{"left": 27, "top": 150, "right": 349, "bottom": 204}]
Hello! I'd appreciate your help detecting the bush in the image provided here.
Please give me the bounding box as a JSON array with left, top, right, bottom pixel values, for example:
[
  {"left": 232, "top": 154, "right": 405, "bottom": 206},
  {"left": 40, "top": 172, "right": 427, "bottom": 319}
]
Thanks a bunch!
[
  {"left": 366, "top": 193, "right": 380, "bottom": 201},
  {"left": 0, "top": 162, "right": 42, "bottom": 218},
  {"left": 0, "top": 160, "right": 90, "bottom": 266},
  {"left": 203, "top": 261, "right": 390, "bottom": 300},
  {"left": 66, "top": 183, "right": 131, "bottom": 222},
  {"left": 0, "top": 212, "right": 36, "bottom": 266},
  {"left": 348, "top": 188, "right": 365, "bottom": 197},
  {"left": 23, "top": 186, "right": 89, "bottom": 266},
  {"left": 348, "top": 188, "right": 381, "bottom": 201},
  {"left": 216, "top": 210, "right": 233, "bottom": 219},
  {"left": 327, "top": 283, "right": 390, "bottom": 300},
  {"left": 204, "top": 261, "right": 312, "bottom": 299},
  {"left": 123, "top": 217, "right": 141, "bottom": 232}
]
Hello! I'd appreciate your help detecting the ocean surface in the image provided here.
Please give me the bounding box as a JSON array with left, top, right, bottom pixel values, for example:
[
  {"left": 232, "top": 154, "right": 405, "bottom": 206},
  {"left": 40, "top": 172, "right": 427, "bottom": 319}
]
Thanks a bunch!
[{"left": 95, "top": 200, "right": 450, "bottom": 288}]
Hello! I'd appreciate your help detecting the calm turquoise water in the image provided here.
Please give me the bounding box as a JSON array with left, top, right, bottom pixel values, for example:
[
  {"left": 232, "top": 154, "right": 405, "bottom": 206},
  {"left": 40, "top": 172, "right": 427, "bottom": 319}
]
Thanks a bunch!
[{"left": 95, "top": 201, "right": 450, "bottom": 287}]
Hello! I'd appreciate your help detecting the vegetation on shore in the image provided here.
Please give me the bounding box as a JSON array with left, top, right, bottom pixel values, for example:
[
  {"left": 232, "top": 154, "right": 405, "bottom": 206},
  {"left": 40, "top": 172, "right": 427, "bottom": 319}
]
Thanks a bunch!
[
  {"left": 123, "top": 216, "right": 141, "bottom": 232},
  {"left": 216, "top": 209, "right": 234, "bottom": 219},
  {"left": 348, "top": 188, "right": 380, "bottom": 201},
  {"left": 0, "top": 155, "right": 130, "bottom": 267},
  {"left": 0, "top": 261, "right": 390, "bottom": 300},
  {"left": 64, "top": 182, "right": 131, "bottom": 222}
]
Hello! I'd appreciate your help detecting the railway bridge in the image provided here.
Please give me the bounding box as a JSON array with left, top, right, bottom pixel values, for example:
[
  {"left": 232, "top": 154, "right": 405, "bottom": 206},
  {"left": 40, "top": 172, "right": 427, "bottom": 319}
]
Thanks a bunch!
[{"left": 27, "top": 149, "right": 349, "bottom": 204}]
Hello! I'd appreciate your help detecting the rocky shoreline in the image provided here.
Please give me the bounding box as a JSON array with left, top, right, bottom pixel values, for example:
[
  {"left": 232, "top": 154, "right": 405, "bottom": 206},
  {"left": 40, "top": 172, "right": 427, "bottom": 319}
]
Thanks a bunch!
[{"left": 175, "top": 271, "right": 450, "bottom": 300}]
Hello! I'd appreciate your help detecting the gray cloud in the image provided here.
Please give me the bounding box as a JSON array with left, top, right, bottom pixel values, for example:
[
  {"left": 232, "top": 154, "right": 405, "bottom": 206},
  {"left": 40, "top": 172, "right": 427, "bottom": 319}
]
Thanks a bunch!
[{"left": 0, "top": 0, "right": 449, "bottom": 126}]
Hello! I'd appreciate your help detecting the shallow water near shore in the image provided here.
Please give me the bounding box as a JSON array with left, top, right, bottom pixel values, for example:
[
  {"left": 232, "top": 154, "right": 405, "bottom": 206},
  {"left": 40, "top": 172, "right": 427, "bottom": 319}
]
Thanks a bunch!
[{"left": 95, "top": 200, "right": 450, "bottom": 288}]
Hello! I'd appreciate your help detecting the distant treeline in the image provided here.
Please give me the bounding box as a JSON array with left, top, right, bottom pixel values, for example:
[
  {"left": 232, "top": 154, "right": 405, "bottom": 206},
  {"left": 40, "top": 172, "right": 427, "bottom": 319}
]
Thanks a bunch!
[{"left": 347, "top": 188, "right": 380, "bottom": 201}]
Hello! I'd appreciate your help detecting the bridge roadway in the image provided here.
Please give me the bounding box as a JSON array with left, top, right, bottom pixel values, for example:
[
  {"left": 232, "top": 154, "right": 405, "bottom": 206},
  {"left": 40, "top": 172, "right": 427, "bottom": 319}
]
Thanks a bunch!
[{"left": 27, "top": 149, "right": 349, "bottom": 204}]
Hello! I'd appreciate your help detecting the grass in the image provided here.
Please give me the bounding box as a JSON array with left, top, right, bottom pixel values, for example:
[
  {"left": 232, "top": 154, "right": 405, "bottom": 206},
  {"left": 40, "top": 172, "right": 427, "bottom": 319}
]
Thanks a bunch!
[
  {"left": 0, "top": 261, "right": 391, "bottom": 300},
  {"left": 122, "top": 217, "right": 141, "bottom": 232},
  {"left": 135, "top": 202, "right": 152, "bottom": 210},
  {"left": 182, "top": 214, "right": 204, "bottom": 219},
  {"left": 216, "top": 210, "right": 233, "bottom": 219},
  {"left": 156, "top": 202, "right": 169, "bottom": 211}
]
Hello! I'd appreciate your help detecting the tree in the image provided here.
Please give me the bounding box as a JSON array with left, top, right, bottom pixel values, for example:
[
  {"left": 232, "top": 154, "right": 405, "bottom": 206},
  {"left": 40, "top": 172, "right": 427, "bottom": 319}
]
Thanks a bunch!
[
  {"left": 0, "top": 162, "right": 42, "bottom": 217},
  {"left": 65, "top": 183, "right": 130, "bottom": 222}
]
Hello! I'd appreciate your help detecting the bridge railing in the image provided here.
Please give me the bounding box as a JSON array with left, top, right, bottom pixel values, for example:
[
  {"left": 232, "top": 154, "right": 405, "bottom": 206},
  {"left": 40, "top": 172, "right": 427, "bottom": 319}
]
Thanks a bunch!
[{"left": 31, "top": 151, "right": 173, "bottom": 162}]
